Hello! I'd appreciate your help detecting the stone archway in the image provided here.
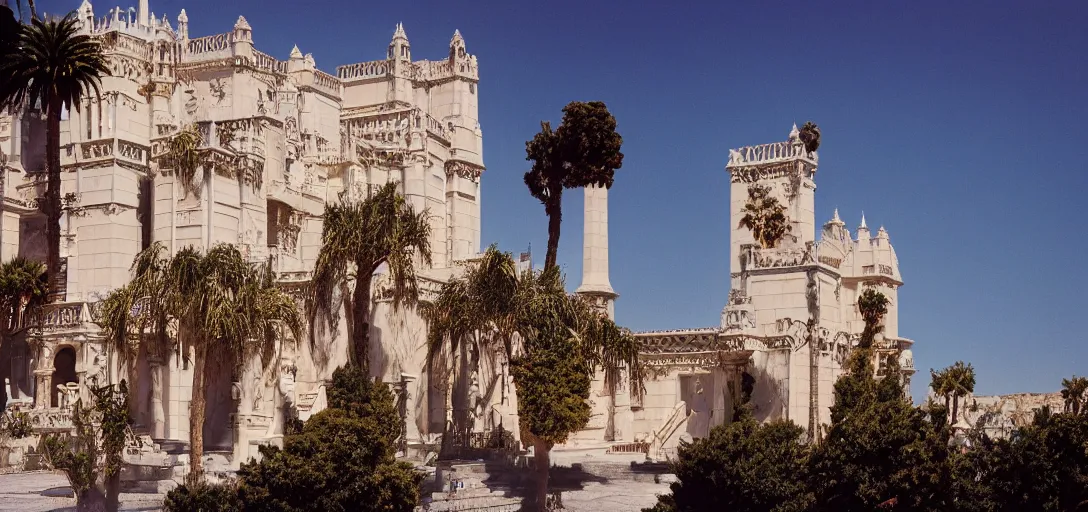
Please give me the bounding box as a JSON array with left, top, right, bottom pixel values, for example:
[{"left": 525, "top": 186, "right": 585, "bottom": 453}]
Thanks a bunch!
[{"left": 50, "top": 346, "right": 78, "bottom": 408}]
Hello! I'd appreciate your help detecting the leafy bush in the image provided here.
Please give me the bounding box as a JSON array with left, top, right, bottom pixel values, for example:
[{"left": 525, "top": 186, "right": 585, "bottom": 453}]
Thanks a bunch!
[
  {"left": 230, "top": 365, "right": 420, "bottom": 511},
  {"left": 163, "top": 479, "right": 241, "bottom": 512}
]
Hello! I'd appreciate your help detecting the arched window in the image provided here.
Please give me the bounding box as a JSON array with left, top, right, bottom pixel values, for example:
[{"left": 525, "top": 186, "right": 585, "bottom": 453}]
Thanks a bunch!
[{"left": 51, "top": 347, "right": 78, "bottom": 408}]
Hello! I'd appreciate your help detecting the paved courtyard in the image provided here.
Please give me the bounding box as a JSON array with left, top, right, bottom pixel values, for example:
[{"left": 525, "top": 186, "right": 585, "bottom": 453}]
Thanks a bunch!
[{"left": 0, "top": 472, "right": 165, "bottom": 512}]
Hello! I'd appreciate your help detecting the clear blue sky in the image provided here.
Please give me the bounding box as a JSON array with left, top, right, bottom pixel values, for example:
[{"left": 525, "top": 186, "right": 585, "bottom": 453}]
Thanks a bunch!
[{"left": 37, "top": 0, "right": 1088, "bottom": 401}]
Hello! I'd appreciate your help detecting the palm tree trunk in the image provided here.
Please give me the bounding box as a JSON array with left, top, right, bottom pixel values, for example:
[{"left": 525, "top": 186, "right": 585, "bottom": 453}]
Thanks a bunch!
[
  {"left": 944, "top": 395, "right": 951, "bottom": 423},
  {"left": 352, "top": 268, "right": 372, "bottom": 372},
  {"left": 26, "top": 0, "right": 36, "bottom": 20},
  {"left": 951, "top": 396, "right": 959, "bottom": 427},
  {"left": 544, "top": 197, "right": 562, "bottom": 271},
  {"left": 188, "top": 341, "right": 208, "bottom": 477},
  {"left": 45, "top": 99, "right": 63, "bottom": 302},
  {"left": 531, "top": 437, "right": 551, "bottom": 512}
]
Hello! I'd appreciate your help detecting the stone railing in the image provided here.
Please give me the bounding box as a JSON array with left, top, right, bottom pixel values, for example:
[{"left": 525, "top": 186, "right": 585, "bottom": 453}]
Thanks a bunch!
[
  {"left": 117, "top": 140, "right": 149, "bottom": 165},
  {"left": 426, "top": 114, "right": 448, "bottom": 140},
  {"left": 99, "top": 31, "right": 153, "bottom": 60},
  {"left": 310, "top": 69, "right": 341, "bottom": 97},
  {"left": 252, "top": 50, "right": 288, "bottom": 74},
  {"left": 739, "top": 243, "right": 815, "bottom": 271},
  {"left": 336, "top": 60, "right": 389, "bottom": 80},
  {"left": 727, "top": 140, "right": 815, "bottom": 168},
  {"left": 186, "top": 32, "right": 232, "bottom": 58},
  {"left": 21, "top": 301, "right": 102, "bottom": 333},
  {"left": 79, "top": 139, "right": 114, "bottom": 161},
  {"left": 861, "top": 264, "right": 896, "bottom": 277}
]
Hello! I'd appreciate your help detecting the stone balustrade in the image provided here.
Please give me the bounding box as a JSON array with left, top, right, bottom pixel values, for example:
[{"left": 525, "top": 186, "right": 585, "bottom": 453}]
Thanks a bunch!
[
  {"left": 252, "top": 50, "right": 288, "bottom": 75},
  {"left": 336, "top": 60, "right": 389, "bottom": 80},
  {"left": 311, "top": 70, "right": 341, "bottom": 98},
  {"left": 20, "top": 301, "right": 102, "bottom": 333},
  {"left": 739, "top": 243, "right": 815, "bottom": 271},
  {"left": 186, "top": 32, "right": 232, "bottom": 58},
  {"left": 727, "top": 139, "right": 815, "bottom": 168}
]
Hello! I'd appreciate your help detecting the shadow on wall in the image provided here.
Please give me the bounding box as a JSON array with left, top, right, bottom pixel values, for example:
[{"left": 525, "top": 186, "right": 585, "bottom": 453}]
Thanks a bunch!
[{"left": 748, "top": 355, "right": 787, "bottom": 423}]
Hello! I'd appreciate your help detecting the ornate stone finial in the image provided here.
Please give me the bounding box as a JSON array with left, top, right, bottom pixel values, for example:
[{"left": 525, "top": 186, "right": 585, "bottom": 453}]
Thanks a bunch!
[
  {"left": 392, "top": 22, "right": 408, "bottom": 42},
  {"left": 789, "top": 123, "right": 800, "bottom": 141},
  {"left": 290, "top": 44, "right": 303, "bottom": 59},
  {"left": 234, "top": 15, "right": 251, "bottom": 30},
  {"left": 877, "top": 226, "right": 889, "bottom": 239},
  {"left": 859, "top": 213, "right": 868, "bottom": 230},
  {"left": 451, "top": 29, "right": 464, "bottom": 47},
  {"left": 177, "top": 8, "right": 187, "bottom": 23},
  {"left": 78, "top": 0, "right": 93, "bottom": 15},
  {"left": 304, "top": 53, "right": 316, "bottom": 68},
  {"left": 831, "top": 208, "right": 843, "bottom": 225}
]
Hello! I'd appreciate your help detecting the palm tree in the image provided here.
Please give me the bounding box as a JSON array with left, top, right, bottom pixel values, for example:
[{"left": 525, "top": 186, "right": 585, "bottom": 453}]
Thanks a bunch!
[
  {"left": 524, "top": 101, "right": 623, "bottom": 270},
  {"left": 929, "top": 367, "right": 952, "bottom": 417},
  {"left": 0, "top": 256, "right": 46, "bottom": 336},
  {"left": 798, "top": 121, "right": 821, "bottom": 153},
  {"left": 0, "top": 14, "right": 108, "bottom": 298},
  {"left": 0, "top": 257, "right": 46, "bottom": 405},
  {"left": 97, "top": 243, "right": 174, "bottom": 420},
  {"left": 424, "top": 245, "right": 642, "bottom": 510},
  {"left": 1061, "top": 376, "right": 1088, "bottom": 415},
  {"left": 166, "top": 244, "right": 301, "bottom": 477},
  {"left": 101, "top": 244, "right": 301, "bottom": 478},
  {"left": 947, "top": 361, "right": 976, "bottom": 425},
  {"left": 738, "top": 184, "right": 791, "bottom": 249},
  {"left": 310, "top": 182, "right": 431, "bottom": 371},
  {"left": 1, "top": 0, "right": 35, "bottom": 21}
]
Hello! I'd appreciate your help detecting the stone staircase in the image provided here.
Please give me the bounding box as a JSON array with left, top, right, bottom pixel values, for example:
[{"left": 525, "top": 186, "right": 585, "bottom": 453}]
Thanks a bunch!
[
  {"left": 420, "top": 462, "right": 522, "bottom": 512},
  {"left": 120, "top": 432, "right": 181, "bottom": 494},
  {"left": 120, "top": 430, "right": 238, "bottom": 493}
]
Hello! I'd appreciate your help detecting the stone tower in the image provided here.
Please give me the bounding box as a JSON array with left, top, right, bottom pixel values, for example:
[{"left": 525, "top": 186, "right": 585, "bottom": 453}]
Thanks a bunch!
[{"left": 576, "top": 184, "right": 617, "bottom": 319}]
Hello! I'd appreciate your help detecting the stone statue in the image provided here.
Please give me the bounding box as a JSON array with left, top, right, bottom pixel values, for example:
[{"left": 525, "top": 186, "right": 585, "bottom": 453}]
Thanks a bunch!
[{"left": 468, "top": 370, "right": 482, "bottom": 431}]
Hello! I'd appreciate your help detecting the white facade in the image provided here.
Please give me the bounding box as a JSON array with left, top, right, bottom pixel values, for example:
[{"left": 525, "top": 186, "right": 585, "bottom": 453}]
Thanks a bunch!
[
  {"left": 0, "top": 0, "right": 485, "bottom": 466},
  {"left": 576, "top": 125, "right": 918, "bottom": 458}
]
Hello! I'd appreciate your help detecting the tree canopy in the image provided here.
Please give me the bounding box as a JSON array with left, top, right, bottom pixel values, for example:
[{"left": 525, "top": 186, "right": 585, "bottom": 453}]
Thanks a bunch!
[{"left": 524, "top": 101, "right": 623, "bottom": 270}]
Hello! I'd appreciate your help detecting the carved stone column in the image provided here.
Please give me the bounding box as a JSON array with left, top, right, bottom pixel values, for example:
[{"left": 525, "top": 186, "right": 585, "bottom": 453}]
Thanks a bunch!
[
  {"left": 400, "top": 373, "right": 421, "bottom": 444},
  {"left": 33, "top": 369, "right": 51, "bottom": 409},
  {"left": 149, "top": 356, "right": 166, "bottom": 439}
]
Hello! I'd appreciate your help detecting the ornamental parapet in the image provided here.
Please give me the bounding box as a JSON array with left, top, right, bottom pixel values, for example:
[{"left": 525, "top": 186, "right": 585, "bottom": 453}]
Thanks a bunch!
[
  {"left": 20, "top": 301, "right": 104, "bottom": 335},
  {"left": 726, "top": 139, "right": 816, "bottom": 170}
]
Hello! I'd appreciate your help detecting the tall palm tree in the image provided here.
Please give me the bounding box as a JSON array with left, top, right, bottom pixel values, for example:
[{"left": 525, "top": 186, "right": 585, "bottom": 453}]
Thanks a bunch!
[
  {"left": 738, "top": 184, "right": 791, "bottom": 249},
  {"left": 101, "top": 244, "right": 301, "bottom": 478},
  {"left": 0, "top": 14, "right": 108, "bottom": 299},
  {"left": 97, "top": 243, "right": 174, "bottom": 420},
  {"left": 524, "top": 101, "right": 624, "bottom": 271},
  {"left": 1061, "top": 376, "right": 1088, "bottom": 415},
  {"left": 166, "top": 244, "right": 301, "bottom": 477},
  {"left": 929, "top": 367, "right": 952, "bottom": 417},
  {"left": 424, "top": 245, "right": 642, "bottom": 510},
  {"left": 947, "top": 361, "right": 975, "bottom": 425},
  {"left": 310, "top": 182, "right": 431, "bottom": 371}
]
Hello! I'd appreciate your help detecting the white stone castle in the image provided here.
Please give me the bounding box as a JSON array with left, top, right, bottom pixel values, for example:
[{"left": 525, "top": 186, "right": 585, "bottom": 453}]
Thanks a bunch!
[
  {"left": 0, "top": 0, "right": 485, "bottom": 466},
  {"left": 0, "top": 0, "right": 916, "bottom": 470}
]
